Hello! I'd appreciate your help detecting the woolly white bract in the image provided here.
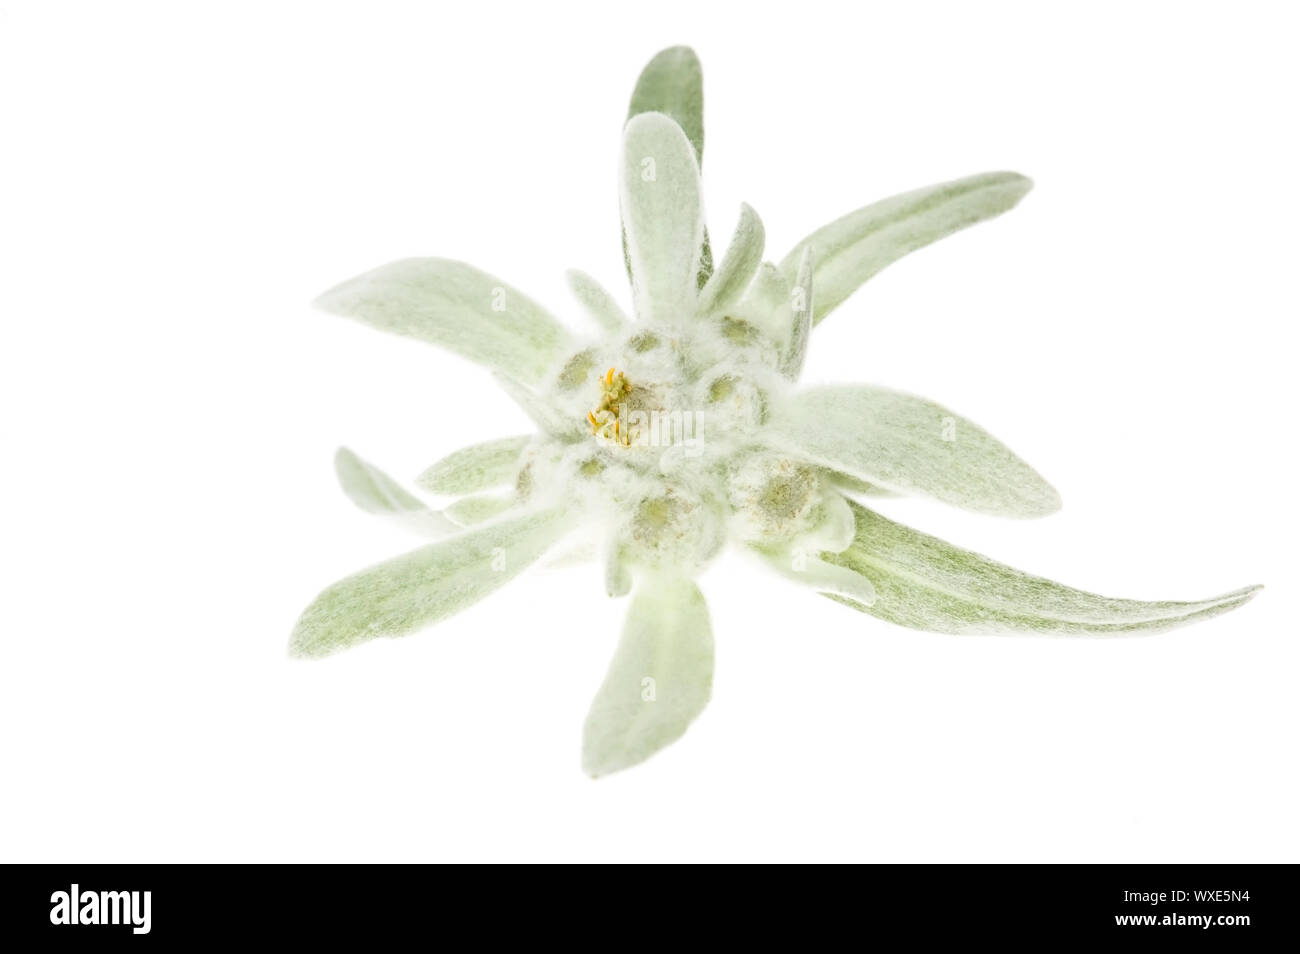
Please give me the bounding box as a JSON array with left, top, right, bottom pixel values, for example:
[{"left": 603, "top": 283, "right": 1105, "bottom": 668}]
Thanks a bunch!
[{"left": 292, "top": 47, "right": 1260, "bottom": 777}]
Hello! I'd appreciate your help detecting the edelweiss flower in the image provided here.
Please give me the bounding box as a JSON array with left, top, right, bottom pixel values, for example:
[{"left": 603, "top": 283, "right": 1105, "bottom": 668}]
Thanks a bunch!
[{"left": 292, "top": 47, "right": 1261, "bottom": 776}]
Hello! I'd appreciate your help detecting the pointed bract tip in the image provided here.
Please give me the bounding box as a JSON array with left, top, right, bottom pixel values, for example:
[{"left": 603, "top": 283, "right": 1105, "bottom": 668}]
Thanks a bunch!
[
  {"left": 288, "top": 602, "right": 342, "bottom": 661},
  {"left": 287, "top": 626, "right": 318, "bottom": 661},
  {"left": 310, "top": 278, "right": 349, "bottom": 314}
]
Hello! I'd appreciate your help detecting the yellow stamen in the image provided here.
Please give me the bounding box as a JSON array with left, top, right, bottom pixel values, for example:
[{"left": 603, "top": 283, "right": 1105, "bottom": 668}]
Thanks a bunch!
[{"left": 588, "top": 366, "right": 636, "bottom": 447}]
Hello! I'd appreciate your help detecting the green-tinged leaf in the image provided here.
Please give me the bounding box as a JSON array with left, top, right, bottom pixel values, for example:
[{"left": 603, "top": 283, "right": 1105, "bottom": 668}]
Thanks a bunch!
[
  {"left": 779, "top": 172, "right": 1032, "bottom": 324},
  {"left": 779, "top": 246, "right": 813, "bottom": 379},
  {"left": 335, "top": 447, "right": 458, "bottom": 536},
  {"left": 768, "top": 385, "right": 1060, "bottom": 518},
  {"left": 825, "top": 501, "right": 1262, "bottom": 635},
  {"left": 696, "top": 227, "right": 713, "bottom": 290},
  {"left": 416, "top": 435, "right": 530, "bottom": 495},
  {"left": 314, "top": 258, "right": 571, "bottom": 386},
  {"left": 620, "top": 112, "right": 705, "bottom": 325},
  {"left": 290, "top": 507, "right": 570, "bottom": 659},
  {"left": 583, "top": 575, "right": 713, "bottom": 777},
  {"left": 628, "top": 46, "right": 704, "bottom": 162},
  {"left": 565, "top": 269, "right": 629, "bottom": 334},
  {"left": 697, "top": 203, "right": 765, "bottom": 317},
  {"left": 445, "top": 493, "right": 515, "bottom": 526}
]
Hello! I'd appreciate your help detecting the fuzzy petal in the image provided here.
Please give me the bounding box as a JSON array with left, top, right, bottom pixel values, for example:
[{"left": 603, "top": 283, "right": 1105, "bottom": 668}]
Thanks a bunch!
[
  {"left": 565, "top": 269, "right": 629, "bottom": 334},
  {"left": 626, "top": 47, "right": 710, "bottom": 287},
  {"left": 758, "top": 546, "right": 878, "bottom": 605},
  {"left": 444, "top": 493, "right": 515, "bottom": 527},
  {"left": 315, "top": 258, "right": 571, "bottom": 386},
  {"left": 780, "top": 172, "right": 1032, "bottom": 324},
  {"left": 603, "top": 539, "right": 633, "bottom": 598},
  {"left": 825, "top": 501, "right": 1262, "bottom": 635},
  {"left": 728, "top": 261, "right": 794, "bottom": 350},
  {"left": 620, "top": 113, "right": 705, "bottom": 326},
  {"left": 415, "top": 435, "right": 531, "bottom": 496},
  {"left": 793, "top": 488, "right": 856, "bottom": 555},
  {"left": 582, "top": 575, "right": 713, "bottom": 777},
  {"left": 334, "top": 447, "right": 458, "bottom": 537},
  {"left": 493, "top": 373, "right": 583, "bottom": 440},
  {"left": 768, "top": 385, "right": 1061, "bottom": 518},
  {"left": 822, "top": 471, "right": 902, "bottom": 498},
  {"left": 290, "top": 507, "right": 570, "bottom": 659},
  {"left": 697, "top": 203, "right": 765, "bottom": 317}
]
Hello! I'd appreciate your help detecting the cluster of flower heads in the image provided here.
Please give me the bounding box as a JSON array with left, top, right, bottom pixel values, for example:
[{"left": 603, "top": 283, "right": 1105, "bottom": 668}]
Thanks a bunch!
[{"left": 292, "top": 47, "right": 1260, "bottom": 776}]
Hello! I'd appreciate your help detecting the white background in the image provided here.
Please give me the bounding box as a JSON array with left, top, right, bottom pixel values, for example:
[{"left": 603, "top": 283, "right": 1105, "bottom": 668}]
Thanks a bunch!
[{"left": 2, "top": 1, "right": 1296, "bottom": 862}]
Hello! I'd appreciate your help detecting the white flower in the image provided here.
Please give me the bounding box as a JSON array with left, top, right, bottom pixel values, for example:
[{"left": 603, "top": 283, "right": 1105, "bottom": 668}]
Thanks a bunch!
[{"left": 291, "top": 47, "right": 1261, "bottom": 777}]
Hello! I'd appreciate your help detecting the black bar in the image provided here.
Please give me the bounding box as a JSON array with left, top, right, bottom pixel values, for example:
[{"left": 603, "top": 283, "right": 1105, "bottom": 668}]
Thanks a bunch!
[{"left": 2, "top": 864, "right": 1289, "bottom": 943}]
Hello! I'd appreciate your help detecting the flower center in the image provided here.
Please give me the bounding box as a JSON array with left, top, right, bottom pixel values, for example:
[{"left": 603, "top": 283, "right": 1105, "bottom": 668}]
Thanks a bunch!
[{"left": 586, "top": 367, "right": 637, "bottom": 445}]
